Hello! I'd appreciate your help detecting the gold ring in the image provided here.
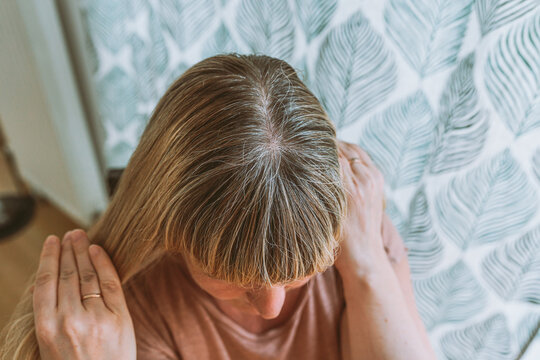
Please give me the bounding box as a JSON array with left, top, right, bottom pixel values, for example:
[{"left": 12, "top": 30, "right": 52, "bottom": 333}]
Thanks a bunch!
[
  {"left": 348, "top": 157, "right": 360, "bottom": 163},
  {"left": 81, "top": 293, "right": 102, "bottom": 301}
]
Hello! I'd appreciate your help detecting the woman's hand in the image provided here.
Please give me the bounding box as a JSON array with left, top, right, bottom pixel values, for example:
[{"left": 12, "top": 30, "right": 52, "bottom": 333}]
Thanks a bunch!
[
  {"left": 33, "top": 229, "right": 136, "bottom": 360},
  {"left": 335, "top": 140, "right": 388, "bottom": 278}
]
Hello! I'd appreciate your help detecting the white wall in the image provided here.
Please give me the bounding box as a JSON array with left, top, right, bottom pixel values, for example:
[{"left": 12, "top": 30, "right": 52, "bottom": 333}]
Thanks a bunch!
[{"left": 0, "top": 0, "right": 108, "bottom": 227}]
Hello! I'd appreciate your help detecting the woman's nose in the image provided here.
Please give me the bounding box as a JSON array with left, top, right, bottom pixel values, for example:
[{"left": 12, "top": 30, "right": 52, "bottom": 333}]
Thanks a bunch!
[{"left": 246, "top": 286, "right": 286, "bottom": 319}]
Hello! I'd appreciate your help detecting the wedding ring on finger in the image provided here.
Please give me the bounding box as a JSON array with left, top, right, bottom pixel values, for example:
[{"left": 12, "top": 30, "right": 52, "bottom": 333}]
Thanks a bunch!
[{"left": 81, "top": 293, "right": 102, "bottom": 301}]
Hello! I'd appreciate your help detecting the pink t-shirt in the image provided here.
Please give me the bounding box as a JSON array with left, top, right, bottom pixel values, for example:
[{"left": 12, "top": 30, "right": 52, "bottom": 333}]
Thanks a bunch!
[{"left": 123, "top": 239, "right": 407, "bottom": 359}]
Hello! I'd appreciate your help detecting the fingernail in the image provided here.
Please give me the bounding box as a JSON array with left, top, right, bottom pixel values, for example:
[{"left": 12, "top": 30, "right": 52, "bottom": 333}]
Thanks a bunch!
[
  {"left": 45, "top": 235, "right": 58, "bottom": 246},
  {"left": 71, "top": 229, "right": 84, "bottom": 243},
  {"left": 89, "top": 244, "right": 100, "bottom": 257},
  {"left": 62, "top": 231, "right": 73, "bottom": 245}
]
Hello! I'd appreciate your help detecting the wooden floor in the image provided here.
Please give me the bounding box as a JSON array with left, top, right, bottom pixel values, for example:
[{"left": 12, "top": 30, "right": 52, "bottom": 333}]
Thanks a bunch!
[{"left": 0, "top": 153, "right": 80, "bottom": 331}]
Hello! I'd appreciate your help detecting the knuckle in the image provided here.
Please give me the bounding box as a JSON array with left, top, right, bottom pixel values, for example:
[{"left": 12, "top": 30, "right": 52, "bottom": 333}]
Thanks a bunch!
[
  {"left": 60, "top": 316, "right": 85, "bottom": 338},
  {"left": 35, "top": 272, "right": 56, "bottom": 287},
  {"left": 71, "top": 229, "right": 87, "bottom": 238},
  {"left": 100, "top": 279, "right": 121, "bottom": 292},
  {"left": 90, "top": 321, "right": 116, "bottom": 342},
  {"left": 60, "top": 269, "right": 77, "bottom": 281},
  {"left": 99, "top": 319, "right": 118, "bottom": 335},
  {"left": 80, "top": 270, "right": 97, "bottom": 283}
]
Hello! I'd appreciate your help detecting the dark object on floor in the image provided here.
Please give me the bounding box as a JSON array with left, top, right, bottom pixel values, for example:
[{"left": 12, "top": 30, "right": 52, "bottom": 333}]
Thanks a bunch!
[
  {"left": 0, "top": 122, "right": 37, "bottom": 241},
  {"left": 0, "top": 194, "right": 35, "bottom": 239}
]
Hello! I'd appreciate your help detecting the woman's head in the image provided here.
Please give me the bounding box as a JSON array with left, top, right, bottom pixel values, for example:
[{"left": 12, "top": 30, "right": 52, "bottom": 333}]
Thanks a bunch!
[
  {"left": 1, "top": 53, "right": 347, "bottom": 358},
  {"left": 90, "top": 53, "right": 347, "bottom": 286},
  {"left": 179, "top": 252, "right": 313, "bottom": 319}
]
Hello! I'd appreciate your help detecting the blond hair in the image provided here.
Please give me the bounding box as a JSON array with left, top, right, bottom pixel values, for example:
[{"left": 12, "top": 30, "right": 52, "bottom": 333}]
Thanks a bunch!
[{"left": 0, "top": 53, "right": 346, "bottom": 358}]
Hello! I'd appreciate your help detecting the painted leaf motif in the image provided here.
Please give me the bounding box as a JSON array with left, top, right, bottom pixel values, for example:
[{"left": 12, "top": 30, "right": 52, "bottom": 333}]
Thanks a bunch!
[
  {"left": 476, "top": 0, "right": 539, "bottom": 36},
  {"left": 533, "top": 148, "right": 540, "bottom": 183},
  {"left": 482, "top": 225, "right": 540, "bottom": 304},
  {"left": 413, "top": 260, "right": 487, "bottom": 330},
  {"left": 314, "top": 11, "right": 397, "bottom": 128},
  {"left": 294, "top": 56, "right": 310, "bottom": 86},
  {"left": 384, "top": 0, "right": 474, "bottom": 77},
  {"left": 77, "top": 0, "right": 119, "bottom": 75},
  {"left": 385, "top": 198, "right": 406, "bottom": 236},
  {"left": 80, "top": 0, "right": 131, "bottom": 51},
  {"left": 202, "top": 23, "right": 239, "bottom": 59},
  {"left": 235, "top": 0, "right": 295, "bottom": 60},
  {"left": 403, "top": 187, "right": 444, "bottom": 277},
  {"left": 484, "top": 12, "right": 540, "bottom": 136},
  {"left": 107, "top": 141, "right": 136, "bottom": 169},
  {"left": 158, "top": 0, "right": 215, "bottom": 51},
  {"left": 293, "top": 0, "right": 337, "bottom": 42},
  {"left": 124, "top": 0, "right": 153, "bottom": 46},
  {"left": 97, "top": 68, "right": 139, "bottom": 130},
  {"left": 435, "top": 149, "right": 539, "bottom": 249},
  {"left": 440, "top": 314, "right": 512, "bottom": 360},
  {"left": 160, "top": 62, "right": 189, "bottom": 100},
  {"left": 131, "top": 6, "right": 169, "bottom": 106},
  {"left": 359, "top": 91, "right": 434, "bottom": 189},
  {"left": 103, "top": 120, "right": 145, "bottom": 168},
  {"left": 514, "top": 312, "right": 540, "bottom": 359},
  {"left": 429, "top": 53, "right": 489, "bottom": 174},
  {"left": 82, "top": 0, "right": 140, "bottom": 82}
]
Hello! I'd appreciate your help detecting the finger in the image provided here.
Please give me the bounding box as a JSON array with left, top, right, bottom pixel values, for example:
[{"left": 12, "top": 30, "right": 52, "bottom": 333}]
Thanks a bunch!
[
  {"left": 349, "top": 159, "right": 370, "bottom": 186},
  {"left": 58, "top": 231, "right": 82, "bottom": 311},
  {"left": 338, "top": 142, "right": 362, "bottom": 172},
  {"left": 339, "top": 140, "right": 356, "bottom": 160},
  {"left": 352, "top": 145, "right": 385, "bottom": 185},
  {"left": 34, "top": 235, "right": 61, "bottom": 320},
  {"left": 71, "top": 229, "right": 105, "bottom": 311},
  {"left": 338, "top": 143, "right": 369, "bottom": 195},
  {"left": 89, "top": 245, "right": 128, "bottom": 315},
  {"left": 351, "top": 144, "right": 374, "bottom": 167}
]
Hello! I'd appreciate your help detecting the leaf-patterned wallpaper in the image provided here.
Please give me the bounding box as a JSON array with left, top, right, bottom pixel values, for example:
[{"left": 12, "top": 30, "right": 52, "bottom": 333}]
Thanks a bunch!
[{"left": 78, "top": 0, "right": 540, "bottom": 358}]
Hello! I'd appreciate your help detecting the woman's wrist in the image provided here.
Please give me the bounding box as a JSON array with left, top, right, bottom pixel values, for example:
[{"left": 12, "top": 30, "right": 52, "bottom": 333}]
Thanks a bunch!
[
  {"left": 340, "top": 258, "right": 395, "bottom": 294},
  {"left": 335, "top": 237, "right": 392, "bottom": 286},
  {"left": 338, "top": 256, "right": 434, "bottom": 360}
]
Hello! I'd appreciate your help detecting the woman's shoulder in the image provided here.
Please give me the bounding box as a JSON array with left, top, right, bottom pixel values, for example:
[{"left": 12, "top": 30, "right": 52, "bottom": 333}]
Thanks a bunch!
[{"left": 122, "top": 255, "right": 182, "bottom": 358}]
